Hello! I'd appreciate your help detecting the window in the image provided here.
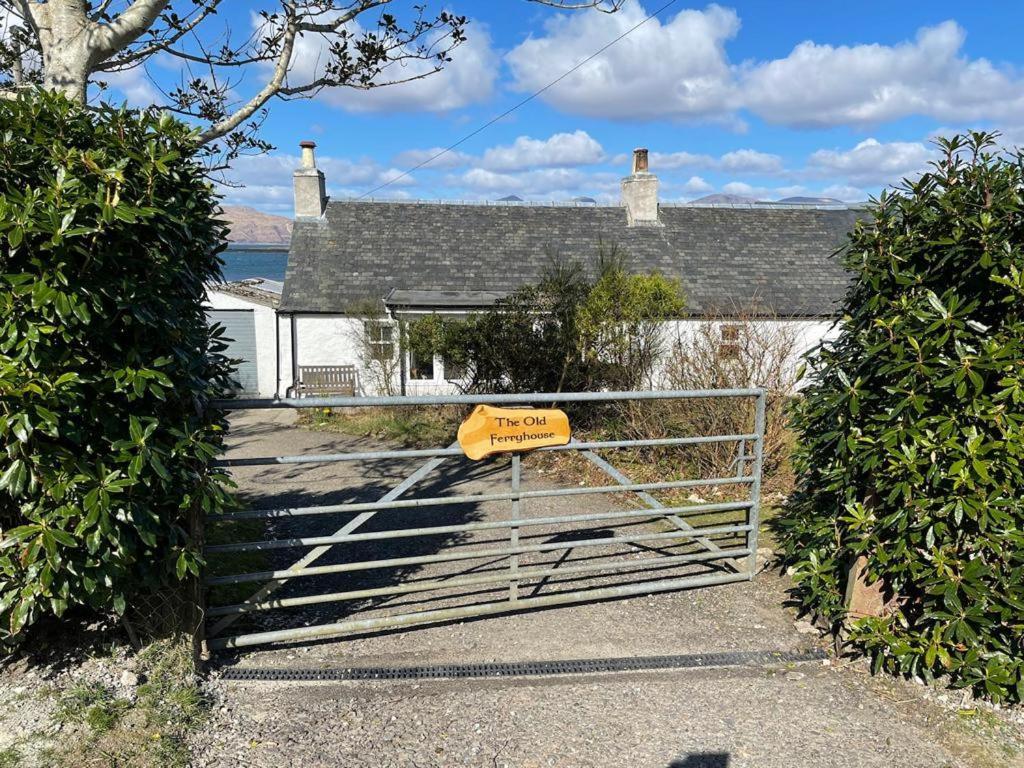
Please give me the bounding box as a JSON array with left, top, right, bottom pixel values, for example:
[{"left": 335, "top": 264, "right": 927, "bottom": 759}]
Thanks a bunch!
[
  {"left": 719, "top": 324, "right": 741, "bottom": 360},
  {"left": 409, "top": 347, "right": 435, "bottom": 380},
  {"left": 443, "top": 356, "right": 468, "bottom": 382},
  {"left": 364, "top": 321, "right": 394, "bottom": 362}
]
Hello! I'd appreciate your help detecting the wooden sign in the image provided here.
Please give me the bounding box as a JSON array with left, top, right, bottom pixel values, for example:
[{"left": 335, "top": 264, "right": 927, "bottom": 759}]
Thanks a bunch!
[{"left": 457, "top": 405, "right": 571, "bottom": 461}]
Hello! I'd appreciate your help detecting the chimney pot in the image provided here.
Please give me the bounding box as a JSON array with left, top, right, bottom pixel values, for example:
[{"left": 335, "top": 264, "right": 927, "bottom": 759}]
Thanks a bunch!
[
  {"left": 299, "top": 140, "right": 318, "bottom": 170},
  {"left": 632, "top": 147, "right": 649, "bottom": 175}
]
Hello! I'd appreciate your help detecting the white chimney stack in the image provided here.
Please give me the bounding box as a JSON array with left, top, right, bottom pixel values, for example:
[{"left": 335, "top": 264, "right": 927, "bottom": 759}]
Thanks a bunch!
[
  {"left": 621, "top": 147, "right": 660, "bottom": 226},
  {"left": 294, "top": 140, "right": 326, "bottom": 218}
]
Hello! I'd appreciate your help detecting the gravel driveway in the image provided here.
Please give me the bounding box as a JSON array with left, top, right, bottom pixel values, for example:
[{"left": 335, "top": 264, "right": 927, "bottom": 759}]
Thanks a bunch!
[{"left": 190, "top": 409, "right": 1016, "bottom": 768}]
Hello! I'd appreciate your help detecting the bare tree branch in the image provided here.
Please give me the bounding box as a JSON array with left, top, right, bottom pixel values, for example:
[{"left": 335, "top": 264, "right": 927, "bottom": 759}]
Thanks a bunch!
[
  {"left": 197, "top": 9, "right": 297, "bottom": 143},
  {"left": 92, "top": 0, "right": 170, "bottom": 60},
  {"left": 0, "top": 0, "right": 622, "bottom": 162},
  {"left": 96, "top": 1, "right": 222, "bottom": 70},
  {"left": 528, "top": 0, "right": 624, "bottom": 11}
]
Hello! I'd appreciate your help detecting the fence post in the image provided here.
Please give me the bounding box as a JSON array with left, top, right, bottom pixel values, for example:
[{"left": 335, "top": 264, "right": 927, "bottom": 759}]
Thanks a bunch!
[
  {"left": 509, "top": 454, "right": 521, "bottom": 601},
  {"left": 746, "top": 390, "right": 767, "bottom": 576},
  {"left": 188, "top": 493, "right": 209, "bottom": 669}
]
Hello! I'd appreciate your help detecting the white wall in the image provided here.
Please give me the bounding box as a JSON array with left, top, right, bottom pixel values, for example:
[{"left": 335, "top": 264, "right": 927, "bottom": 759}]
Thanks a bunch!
[
  {"left": 204, "top": 302, "right": 840, "bottom": 401},
  {"left": 205, "top": 289, "right": 279, "bottom": 398},
  {"left": 660, "top": 318, "right": 837, "bottom": 388},
  {"left": 275, "top": 314, "right": 838, "bottom": 397}
]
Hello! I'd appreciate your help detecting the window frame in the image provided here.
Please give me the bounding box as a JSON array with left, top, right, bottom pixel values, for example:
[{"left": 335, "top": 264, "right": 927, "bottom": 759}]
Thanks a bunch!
[{"left": 364, "top": 320, "right": 395, "bottom": 363}]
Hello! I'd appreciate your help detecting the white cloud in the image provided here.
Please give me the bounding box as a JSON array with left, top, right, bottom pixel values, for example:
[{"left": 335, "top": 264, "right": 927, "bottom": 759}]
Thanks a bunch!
[
  {"left": 807, "top": 138, "right": 934, "bottom": 185},
  {"left": 679, "top": 175, "right": 713, "bottom": 194},
  {"left": 820, "top": 184, "right": 870, "bottom": 202},
  {"left": 740, "top": 22, "right": 1024, "bottom": 127},
  {"left": 507, "top": 7, "right": 1024, "bottom": 129},
  {"left": 451, "top": 167, "right": 617, "bottom": 199},
  {"left": 456, "top": 167, "right": 585, "bottom": 193},
  {"left": 718, "top": 149, "right": 783, "bottom": 174},
  {"left": 99, "top": 67, "right": 162, "bottom": 107},
  {"left": 506, "top": 4, "right": 739, "bottom": 120},
  {"left": 219, "top": 151, "right": 416, "bottom": 213},
  {"left": 393, "top": 130, "right": 605, "bottom": 174},
  {"left": 613, "top": 148, "right": 782, "bottom": 174},
  {"left": 284, "top": 16, "right": 497, "bottom": 113},
  {"left": 390, "top": 148, "right": 474, "bottom": 170},
  {"left": 721, "top": 181, "right": 759, "bottom": 197},
  {"left": 646, "top": 150, "right": 716, "bottom": 169},
  {"left": 480, "top": 130, "right": 605, "bottom": 171}
]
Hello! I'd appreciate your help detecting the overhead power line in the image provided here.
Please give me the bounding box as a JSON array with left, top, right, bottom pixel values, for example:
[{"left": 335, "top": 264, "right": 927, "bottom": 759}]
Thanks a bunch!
[{"left": 359, "top": 0, "right": 681, "bottom": 199}]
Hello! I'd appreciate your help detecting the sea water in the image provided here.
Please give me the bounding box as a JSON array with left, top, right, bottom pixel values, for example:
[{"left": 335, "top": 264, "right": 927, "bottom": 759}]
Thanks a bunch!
[{"left": 219, "top": 246, "right": 288, "bottom": 282}]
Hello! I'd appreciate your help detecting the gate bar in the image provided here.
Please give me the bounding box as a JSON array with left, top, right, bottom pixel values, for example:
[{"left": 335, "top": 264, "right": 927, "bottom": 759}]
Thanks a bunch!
[
  {"left": 746, "top": 391, "right": 767, "bottom": 573},
  {"left": 206, "top": 546, "right": 752, "bottom": 617},
  {"left": 205, "top": 501, "right": 754, "bottom": 554},
  {"left": 206, "top": 440, "right": 459, "bottom": 638},
  {"left": 209, "top": 475, "right": 753, "bottom": 522},
  {"left": 577, "top": 445, "right": 749, "bottom": 575},
  {"left": 509, "top": 454, "right": 521, "bottom": 601},
  {"left": 214, "top": 433, "right": 758, "bottom": 468},
  {"left": 206, "top": 523, "right": 753, "bottom": 586},
  {"left": 213, "top": 387, "right": 763, "bottom": 411},
  {"left": 209, "top": 570, "right": 752, "bottom": 649}
]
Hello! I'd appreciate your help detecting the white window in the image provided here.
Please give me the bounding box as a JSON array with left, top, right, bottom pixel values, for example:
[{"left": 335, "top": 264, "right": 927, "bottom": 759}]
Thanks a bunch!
[
  {"left": 365, "top": 321, "right": 395, "bottom": 362},
  {"left": 719, "top": 324, "right": 741, "bottom": 360},
  {"left": 409, "top": 347, "right": 435, "bottom": 380}
]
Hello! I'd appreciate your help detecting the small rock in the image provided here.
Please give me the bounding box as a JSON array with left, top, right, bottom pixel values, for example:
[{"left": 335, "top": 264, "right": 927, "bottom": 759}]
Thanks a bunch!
[
  {"left": 120, "top": 670, "right": 140, "bottom": 688},
  {"left": 794, "top": 620, "right": 818, "bottom": 635}
]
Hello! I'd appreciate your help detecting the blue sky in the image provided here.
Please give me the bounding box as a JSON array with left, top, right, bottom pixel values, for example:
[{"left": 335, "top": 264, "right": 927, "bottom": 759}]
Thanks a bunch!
[{"left": 97, "top": 1, "right": 1024, "bottom": 214}]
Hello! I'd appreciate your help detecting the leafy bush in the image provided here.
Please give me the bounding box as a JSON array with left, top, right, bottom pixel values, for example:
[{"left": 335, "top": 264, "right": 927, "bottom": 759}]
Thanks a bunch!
[
  {"left": 778, "top": 132, "right": 1024, "bottom": 702},
  {"left": 0, "top": 92, "right": 234, "bottom": 643},
  {"left": 659, "top": 311, "right": 802, "bottom": 488},
  {"left": 411, "top": 247, "right": 684, "bottom": 397}
]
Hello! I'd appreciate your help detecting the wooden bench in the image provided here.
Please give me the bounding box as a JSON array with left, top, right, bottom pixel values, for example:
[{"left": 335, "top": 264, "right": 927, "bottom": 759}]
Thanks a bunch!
[{"left": 295, "top": 365, "right": 358, "bottom": 397}]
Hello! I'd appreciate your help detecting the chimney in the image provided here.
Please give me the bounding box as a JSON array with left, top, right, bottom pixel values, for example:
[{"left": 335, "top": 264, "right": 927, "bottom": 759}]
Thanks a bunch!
[
  {"left": 621, "top": 147, "right": 660, "bottom": 226},
  {"left": 293, "top": 140, "right": 326, "bottom": 218}
]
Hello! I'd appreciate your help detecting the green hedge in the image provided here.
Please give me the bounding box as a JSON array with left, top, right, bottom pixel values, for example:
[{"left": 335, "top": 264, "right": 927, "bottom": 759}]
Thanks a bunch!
[
  {"left": 0, "top": 92, "right": 234, "bottom": 643},
  {"left": 779, "top": 132, "right": 1024, "bottom": 702}
]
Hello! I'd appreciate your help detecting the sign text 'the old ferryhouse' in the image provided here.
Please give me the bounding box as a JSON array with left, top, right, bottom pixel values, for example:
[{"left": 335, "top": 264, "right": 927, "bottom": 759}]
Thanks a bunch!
[{"left": 457, "top": 405, "right": 571, "bottom": 461}]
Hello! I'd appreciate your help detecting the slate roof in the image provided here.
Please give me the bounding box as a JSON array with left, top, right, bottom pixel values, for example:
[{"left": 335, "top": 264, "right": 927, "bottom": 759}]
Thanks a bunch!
[
  {"left": 209, "top": 278, "right": 282, "bottom": 307},
  {"left": 280, "top": 201, "right": 863, "bottom": 317}
]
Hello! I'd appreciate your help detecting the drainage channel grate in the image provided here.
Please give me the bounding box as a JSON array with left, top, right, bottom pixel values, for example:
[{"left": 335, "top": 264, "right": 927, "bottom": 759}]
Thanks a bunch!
[{"left": 217, "top": 648, "right": 827, "bottom": 682}]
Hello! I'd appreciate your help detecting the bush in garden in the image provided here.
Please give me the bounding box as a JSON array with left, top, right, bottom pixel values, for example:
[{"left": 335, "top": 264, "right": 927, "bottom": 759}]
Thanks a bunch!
[
  {"left": 0, "top": 92, "right": 235, "bottom": 644},
  {"left": 778, "top": 132, "right": 1024, "bottom": 702},
  {"left": 411, "top": 246, "right": 685, "bottom": 396}
]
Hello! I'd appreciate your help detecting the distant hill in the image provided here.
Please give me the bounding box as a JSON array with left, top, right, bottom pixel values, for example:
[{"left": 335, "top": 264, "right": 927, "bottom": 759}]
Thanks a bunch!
[
  {"left": 688, "top": 193, "right": 758, "bottom": 205},
  {"left": 220, "top": 205, "right": 292, "bottom": 245},
  {"left": 776, "top": 196, "right": 844, "bottom": 205}
]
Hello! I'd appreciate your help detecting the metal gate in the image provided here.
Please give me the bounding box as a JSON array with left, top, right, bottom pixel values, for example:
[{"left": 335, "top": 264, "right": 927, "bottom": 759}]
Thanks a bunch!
[{"left": 205, "top": 388, "right": 766, "bottom": 650}]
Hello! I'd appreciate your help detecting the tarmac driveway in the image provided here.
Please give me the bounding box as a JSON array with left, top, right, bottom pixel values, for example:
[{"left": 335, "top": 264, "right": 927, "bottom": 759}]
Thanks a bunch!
[{"left": 190, "top": 409, "right": 1016, "bottom": 768}]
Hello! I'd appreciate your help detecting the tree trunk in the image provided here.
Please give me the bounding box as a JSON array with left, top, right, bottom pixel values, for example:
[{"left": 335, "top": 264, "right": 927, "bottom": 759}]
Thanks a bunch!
[
  {"left": 31, "top": 0, "right": 94, "bottom": 103},
  {"left": 42, "top": 51, "right": 92, "bottom": 103}
]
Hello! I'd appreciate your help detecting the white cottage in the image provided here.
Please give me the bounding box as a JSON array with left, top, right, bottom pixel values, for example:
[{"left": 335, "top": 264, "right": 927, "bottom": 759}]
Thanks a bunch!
[{"left": 211, "top": 144, "right": 862, "bottom": 399}]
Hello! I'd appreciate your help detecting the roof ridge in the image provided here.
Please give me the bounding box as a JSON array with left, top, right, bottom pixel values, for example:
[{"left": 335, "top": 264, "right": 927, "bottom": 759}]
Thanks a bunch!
[{"left": 328, "top": 198, "right": 861, "bottom": 211}]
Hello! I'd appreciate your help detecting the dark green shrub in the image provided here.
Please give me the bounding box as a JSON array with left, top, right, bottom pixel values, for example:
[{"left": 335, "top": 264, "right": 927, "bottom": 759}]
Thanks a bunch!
[
  {"left": 778, "top": 132, "right": 1024, "bottom": 702},
  {"left": 411, "top": 248, "right": 684, "bottom": 396},
  {"left": 0, "top": 92, "right": 234, "bottom": 643}
]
